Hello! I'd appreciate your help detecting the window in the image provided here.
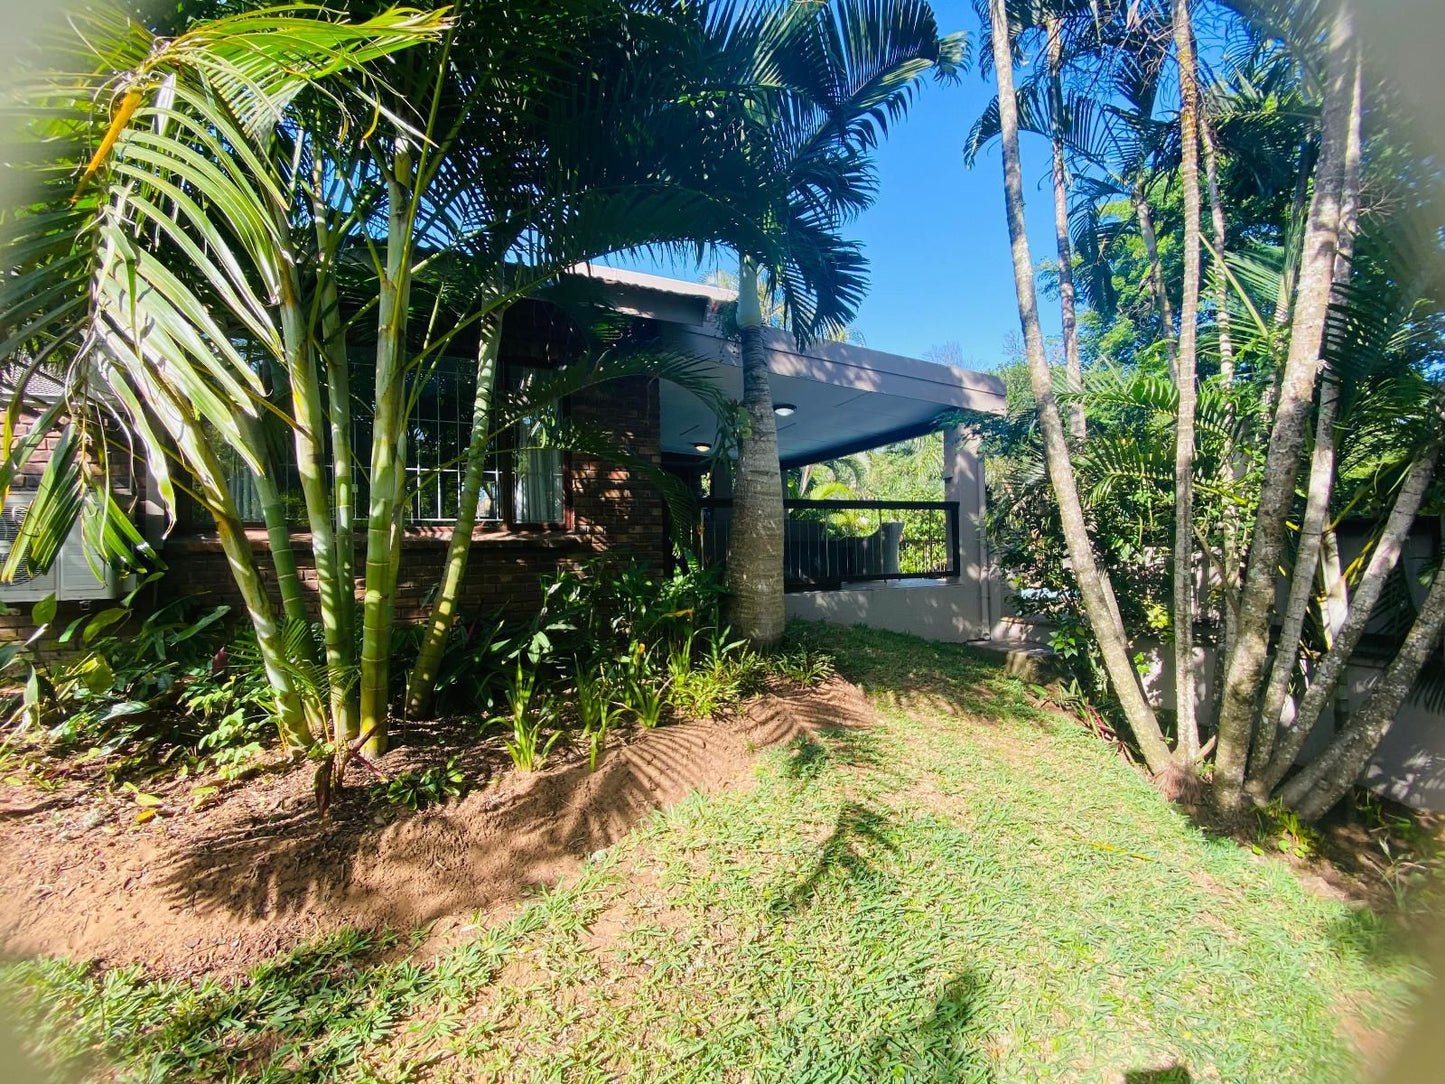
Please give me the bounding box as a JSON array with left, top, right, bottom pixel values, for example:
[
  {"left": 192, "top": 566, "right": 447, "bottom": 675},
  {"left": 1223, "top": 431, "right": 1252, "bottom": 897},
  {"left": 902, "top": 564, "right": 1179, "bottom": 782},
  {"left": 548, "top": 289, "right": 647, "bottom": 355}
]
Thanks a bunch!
[
  {"left": 203, "top": 353, "right": 569, "bottom": 531},
  {"left": 509, "top": 366, "right": 566, "bottom": 526}
]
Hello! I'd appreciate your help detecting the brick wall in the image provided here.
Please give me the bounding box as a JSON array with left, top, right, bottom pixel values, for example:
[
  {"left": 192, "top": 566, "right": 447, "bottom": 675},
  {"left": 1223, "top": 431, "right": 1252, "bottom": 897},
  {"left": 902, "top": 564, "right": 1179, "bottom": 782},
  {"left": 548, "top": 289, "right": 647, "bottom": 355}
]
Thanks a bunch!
[{"left": 154, "top": 375, "right": 668, "bottom": 622}]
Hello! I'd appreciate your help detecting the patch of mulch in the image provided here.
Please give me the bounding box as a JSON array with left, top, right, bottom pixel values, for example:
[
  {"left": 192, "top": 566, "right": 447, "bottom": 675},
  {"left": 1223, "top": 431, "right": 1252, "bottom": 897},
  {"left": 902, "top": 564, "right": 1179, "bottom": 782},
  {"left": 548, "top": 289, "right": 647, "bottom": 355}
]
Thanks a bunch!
[{"left": 0, "top": 677, "right": 876, "bottom": 978}]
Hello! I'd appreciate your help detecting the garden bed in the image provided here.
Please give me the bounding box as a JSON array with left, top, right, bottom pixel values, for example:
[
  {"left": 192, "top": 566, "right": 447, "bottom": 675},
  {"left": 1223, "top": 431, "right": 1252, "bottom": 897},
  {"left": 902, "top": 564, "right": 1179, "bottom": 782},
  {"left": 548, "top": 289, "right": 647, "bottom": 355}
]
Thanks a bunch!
[{"left": 0, "top": 676, "right": 868, "bottom": 976}]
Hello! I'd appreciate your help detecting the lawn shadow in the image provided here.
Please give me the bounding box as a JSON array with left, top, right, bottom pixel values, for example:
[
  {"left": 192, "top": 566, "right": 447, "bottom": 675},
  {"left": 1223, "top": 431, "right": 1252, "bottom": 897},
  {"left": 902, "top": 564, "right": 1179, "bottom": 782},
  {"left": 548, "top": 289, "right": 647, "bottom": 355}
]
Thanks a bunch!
[
  {"left": 769, "top": 800, "right": 897, "bottom": 915},
  {"left": 1125, "top": 1066, "right": 1192, "bottom": 1083},
  {"left": 858, "top": 971, "right": 996, "bottom": 1082}
]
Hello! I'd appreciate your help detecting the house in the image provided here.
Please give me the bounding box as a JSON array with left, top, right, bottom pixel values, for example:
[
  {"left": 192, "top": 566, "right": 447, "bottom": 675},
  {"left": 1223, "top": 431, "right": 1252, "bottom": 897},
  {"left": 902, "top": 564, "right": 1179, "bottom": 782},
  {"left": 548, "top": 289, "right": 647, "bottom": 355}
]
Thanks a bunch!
[{"left": 0, "top": 268, "right": 1010, "bottom": 644}]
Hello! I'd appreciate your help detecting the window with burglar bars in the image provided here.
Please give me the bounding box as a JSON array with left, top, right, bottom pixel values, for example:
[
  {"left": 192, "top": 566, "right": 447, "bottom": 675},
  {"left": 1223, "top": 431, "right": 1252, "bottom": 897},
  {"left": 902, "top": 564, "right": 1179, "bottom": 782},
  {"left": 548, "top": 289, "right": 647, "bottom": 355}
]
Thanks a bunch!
[{"left": 200, "top": 353, "right": 566, "bottom": 530}]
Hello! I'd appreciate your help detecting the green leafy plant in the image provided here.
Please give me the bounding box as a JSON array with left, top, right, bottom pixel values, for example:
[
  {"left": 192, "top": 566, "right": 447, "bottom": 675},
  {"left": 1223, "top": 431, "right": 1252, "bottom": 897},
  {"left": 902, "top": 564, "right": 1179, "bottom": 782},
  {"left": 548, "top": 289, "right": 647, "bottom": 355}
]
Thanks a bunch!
[
  {"left": 769, "top": 645, "right": 835, "bottom": 686},
  {"left": 374, "top": 757, "right": 467, "bottom": 810},
  {"left": 575, "top": 665, "right": 623, "bottom": 770},
  {"left": 1254, "top": 802, "right": 1322, "bottom": 860},
  {"left": 0, "top": 588, "right": 276, "bottom": 776},
  {"left": 619, "top": 641, "right": 668, "bottom": 729},
  {"left": 495, "top": 662, "right": 560, "bottom": 771}
]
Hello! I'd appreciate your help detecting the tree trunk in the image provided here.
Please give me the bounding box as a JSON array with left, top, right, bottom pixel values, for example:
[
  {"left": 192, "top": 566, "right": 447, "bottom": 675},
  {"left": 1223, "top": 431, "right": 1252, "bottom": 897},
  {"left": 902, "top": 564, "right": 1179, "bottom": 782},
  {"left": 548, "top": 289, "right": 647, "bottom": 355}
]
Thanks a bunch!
[
  {"left": 406, "top": 308, "right": 505, "bottom": 716},
  {"left": 1249, "top": 380, "right": 1338, "bottom": 783},
  {"left": 987, "top": 0, "right": 1172, "bottom": 775},
  {"left": 1201, "top": 113, "right": 1242, "bottom": 680},
  {"left": 249, "top": 447, "right": 309, "bottom": 626},
  {"left": 1212, "top": 2, "right": 1359, "bottom": 815},
  {"left": 360, "top": 143, "right": 413, "bottom": 756},
  {"left": 1259, "top": 451, "right": 1438, "bottom": 794},
  {"left": 1046, "top": 16, "right": 1084, "bottom": 444},
  {"left": 723, "top": 257, "right": 786, "bottom": 646},
  {"left": 275, "top": 244, "right": 351, "bottom": 746},
  {"left": 161, "top": 390, "right": 313, "bottom": 749},
  {"left": 1200, "top": 114, "right": 1233, "bottom": 381},
  {"left": 1281, "top": 562, "right": 1445, "bottom": 821},
  {"left": 313, "top": 192, "right": 359, "bottom": 745},
  {"left": 1134, "top": 187, "right": 1178, "bottom": 377},
  {"left": 1171, "top": 0, "right": 1202, "bottom": 762}
]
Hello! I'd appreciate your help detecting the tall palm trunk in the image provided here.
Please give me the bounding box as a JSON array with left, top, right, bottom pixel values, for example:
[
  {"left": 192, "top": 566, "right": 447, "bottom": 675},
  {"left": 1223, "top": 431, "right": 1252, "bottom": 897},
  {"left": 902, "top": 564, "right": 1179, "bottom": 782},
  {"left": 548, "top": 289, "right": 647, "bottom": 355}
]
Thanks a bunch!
[
  {"left": 275, "top": 249, "right": 351, "bottom": 745},
  {"left": 724, "top": 257, "right": 786, "bottom": 646},
  {"left": 1250, "top": 380, "right": 1338, "bottom": 779},
  {"left": 1250, "top": 97, "right": 1361, "bottom": 787},
  {"left": 248, "top": 445, "right": 309, "bottom": 626},
  {"left": 1045, "top": 16, "right": 1084, "bottom": 444},
  {"left": 1212, "top": 1, "right": 1360, "bottom": 815},
  {"left": 1171, "top": 0, "right": 1202, "bottom": 761},
  {"left": 987, "top": 0, "right": 1171, "bottom": 775},
  {"left": 360, "top": 142, "right": 414, "bottom": 755},
  {"left": 1258, "top": 450, "right": 1438, "bottom": 794},
  {"left": 157, "top": 387, "right": 313, "bottom": 749},
  {"left": 1281, "top": 561, "right": 1445, "bottom": 821},
  {"left": 1200, "top": 115, "right": 1234, "bottom": 381},
  {"left": 313, "top": 193, "right": 359, "bottom": 744},
  {"left": 1134, "top": 186, "right": 1178, "bottom": 376},
  {"left": 1201, "top": 113, "right": 1241, "bottom": 668},
  {"left": 407, "top": 307, "right": 506, "bottom": 716}
]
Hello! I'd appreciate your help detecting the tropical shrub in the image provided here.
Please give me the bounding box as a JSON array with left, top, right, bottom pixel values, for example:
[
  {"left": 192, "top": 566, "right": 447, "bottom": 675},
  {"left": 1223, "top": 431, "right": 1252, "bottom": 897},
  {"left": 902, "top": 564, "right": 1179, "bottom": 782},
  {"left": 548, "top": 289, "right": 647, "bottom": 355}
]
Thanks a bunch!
[{"left": 0, "top": 589, "right": 276, "bottom": 777}]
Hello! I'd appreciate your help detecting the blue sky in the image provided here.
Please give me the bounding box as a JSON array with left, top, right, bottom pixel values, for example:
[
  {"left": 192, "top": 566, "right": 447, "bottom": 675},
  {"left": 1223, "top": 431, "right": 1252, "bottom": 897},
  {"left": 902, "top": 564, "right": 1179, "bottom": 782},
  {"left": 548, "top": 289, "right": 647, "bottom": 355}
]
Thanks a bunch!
[{"left": 604, "top": 0, "right": 1064, "bottom": 372}]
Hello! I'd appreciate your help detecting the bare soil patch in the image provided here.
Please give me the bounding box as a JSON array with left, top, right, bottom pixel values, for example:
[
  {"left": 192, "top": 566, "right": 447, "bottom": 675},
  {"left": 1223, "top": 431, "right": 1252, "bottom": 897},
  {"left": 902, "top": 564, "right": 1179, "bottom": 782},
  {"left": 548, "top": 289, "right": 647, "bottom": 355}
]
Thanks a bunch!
[{"left": 0, "top": 677, "right": 875, "bottom": 977}]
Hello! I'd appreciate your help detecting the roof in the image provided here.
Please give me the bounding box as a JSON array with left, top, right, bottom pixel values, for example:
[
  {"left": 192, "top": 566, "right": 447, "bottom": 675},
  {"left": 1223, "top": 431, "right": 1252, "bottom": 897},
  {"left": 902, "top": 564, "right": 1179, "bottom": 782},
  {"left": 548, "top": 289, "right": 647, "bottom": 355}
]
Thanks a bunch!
[{"left": 564, "top": 264, "right": 1008, "bottom": 466}]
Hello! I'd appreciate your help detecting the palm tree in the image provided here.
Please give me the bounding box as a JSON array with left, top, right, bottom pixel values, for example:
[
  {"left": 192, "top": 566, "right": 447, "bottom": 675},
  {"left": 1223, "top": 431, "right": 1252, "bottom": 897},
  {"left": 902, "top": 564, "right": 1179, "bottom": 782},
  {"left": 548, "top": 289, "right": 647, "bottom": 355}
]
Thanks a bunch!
[
  {"left": 1, "top": 1, "right": 799, "bottom": 760},
  {"left": 0, "top": 4, "right": 453, "bottom": 750},
  {"left": 1211, "top": 0, "right": 1363, "bottom": 814},
  {"left": 1169, "top": 0, "right": 1203, "bottom": 761},
  {"left": 721, "top": 0, "right": 965, "bottom": 647},
  {"left": 984, "top": 0, "right": 1174, "bottom": 776}
]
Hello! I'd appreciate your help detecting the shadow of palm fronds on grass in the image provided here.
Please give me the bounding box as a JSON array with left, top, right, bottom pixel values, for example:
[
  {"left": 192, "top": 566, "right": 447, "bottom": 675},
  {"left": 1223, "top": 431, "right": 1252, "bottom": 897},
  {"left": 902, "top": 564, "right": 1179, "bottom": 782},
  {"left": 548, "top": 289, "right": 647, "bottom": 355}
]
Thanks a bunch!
[
  {"left": 767, "top": 800, "right": 898, "bottom": 915},
  {"left": 856, "top": 972, "right": 995, "bottom": 1083}
]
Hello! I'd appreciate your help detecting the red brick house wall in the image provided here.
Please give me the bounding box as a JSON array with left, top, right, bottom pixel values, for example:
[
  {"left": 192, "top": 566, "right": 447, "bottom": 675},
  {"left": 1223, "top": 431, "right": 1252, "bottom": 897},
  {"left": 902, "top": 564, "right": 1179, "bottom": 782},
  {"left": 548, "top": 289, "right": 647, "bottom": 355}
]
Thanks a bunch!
[{"left": 154, "top": 375, "right": 667, "bottom": 622}]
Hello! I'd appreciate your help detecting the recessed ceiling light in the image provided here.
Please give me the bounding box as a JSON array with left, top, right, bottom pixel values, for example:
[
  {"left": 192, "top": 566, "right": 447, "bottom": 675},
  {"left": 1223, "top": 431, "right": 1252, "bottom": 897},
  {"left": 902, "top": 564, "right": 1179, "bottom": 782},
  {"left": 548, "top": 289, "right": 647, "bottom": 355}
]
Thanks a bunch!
[
  {"left": 693, "top": 442, "right": 713, "bottom": 453},
  {"left": 773, "top": 403, "right": 797, "bottom": 417}
]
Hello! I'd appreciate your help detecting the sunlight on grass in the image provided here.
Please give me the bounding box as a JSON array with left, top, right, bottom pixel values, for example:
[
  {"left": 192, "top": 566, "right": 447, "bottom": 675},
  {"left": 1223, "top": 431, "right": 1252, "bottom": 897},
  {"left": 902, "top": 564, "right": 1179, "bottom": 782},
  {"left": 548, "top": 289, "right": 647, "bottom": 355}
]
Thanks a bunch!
[{"left": 2, "top": 624, "right": 1428, "bottom": 1083}]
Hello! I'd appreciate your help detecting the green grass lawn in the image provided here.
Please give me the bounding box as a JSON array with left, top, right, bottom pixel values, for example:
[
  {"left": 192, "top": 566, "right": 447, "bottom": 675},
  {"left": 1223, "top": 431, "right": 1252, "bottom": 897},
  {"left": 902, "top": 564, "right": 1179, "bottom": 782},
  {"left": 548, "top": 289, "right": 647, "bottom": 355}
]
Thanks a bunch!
[{"left": 3, "top": 624, "right": 1428, "bottom": 1083}]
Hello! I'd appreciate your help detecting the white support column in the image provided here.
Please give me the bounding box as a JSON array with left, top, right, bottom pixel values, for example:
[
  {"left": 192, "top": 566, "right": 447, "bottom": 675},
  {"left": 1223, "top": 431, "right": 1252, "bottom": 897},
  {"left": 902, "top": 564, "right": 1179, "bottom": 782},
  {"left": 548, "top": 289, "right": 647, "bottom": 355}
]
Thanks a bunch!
[{"left": 943, "top": 424, "right": 997, "bottom": 639}]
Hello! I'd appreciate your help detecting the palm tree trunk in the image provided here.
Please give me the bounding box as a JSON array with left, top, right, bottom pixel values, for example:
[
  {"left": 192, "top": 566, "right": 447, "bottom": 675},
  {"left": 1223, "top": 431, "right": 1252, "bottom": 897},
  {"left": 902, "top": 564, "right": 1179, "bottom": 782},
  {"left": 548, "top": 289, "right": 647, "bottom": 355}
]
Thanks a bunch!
[
  {"left": 360, "top": 144, "right": 413, "bottom": 756},
  {"left": 1250, "top": 105, "right": 1361, "bottom": 788},
  {"left": 987, "top": 0, "right": 1172, "bottom": 775},
  {"left": 1249, "top": 380, "right": 1338, "bottom": 782},
  {"left": 313, "top": 197, "right": 359, "bottom": 744},
  {"left": 160, "top": 392, "right": 313, "bottom": 749},
  {"left": 724, "top": 257, "right": 786, "bottom": 646},
  {"left": 1259, "top": 450, "right": 1438, "bottom": 795},
  {"left": 275, "top": 254, "right": 351, "bottom": 746},
  {"left": 1134, "top": 187, "right": 1178, "bottom": 377},
  {"left": 1280, "top": 561, "right": 1445, "bottom": 821},
  {"left": 406, "top": 307, "right": 506, "bottom": 716},
  {"left": 249, "top": 451, "right": 309, "bottom": 626},
  {"left": 1045, "top": 16, "right": 1084, "bottom": 444},
  {"left": 1171, "top": 0, "right": 1202, "bottom": 761},
  {"left": 1200, "top": 115, "right": 1233, "bottom": 381},
  {"left": 1212, "top": 2, "right": 1359, "bottom": 815}
]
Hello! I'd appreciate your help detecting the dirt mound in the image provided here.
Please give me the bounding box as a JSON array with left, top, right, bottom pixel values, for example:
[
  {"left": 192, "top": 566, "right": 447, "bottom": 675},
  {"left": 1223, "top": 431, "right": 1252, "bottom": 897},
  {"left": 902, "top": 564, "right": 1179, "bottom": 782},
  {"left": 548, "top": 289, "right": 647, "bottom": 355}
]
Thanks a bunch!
[{"left": 0, "top": 677, "right": 875, "bottom": 976}]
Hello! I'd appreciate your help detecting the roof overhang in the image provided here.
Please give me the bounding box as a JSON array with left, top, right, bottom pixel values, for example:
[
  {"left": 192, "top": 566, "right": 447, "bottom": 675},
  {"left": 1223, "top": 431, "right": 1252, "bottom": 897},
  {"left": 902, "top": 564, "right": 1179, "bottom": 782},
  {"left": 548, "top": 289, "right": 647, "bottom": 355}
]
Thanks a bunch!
[{"left": 567, "top": 264, "right": 1007, "bottom": 467}]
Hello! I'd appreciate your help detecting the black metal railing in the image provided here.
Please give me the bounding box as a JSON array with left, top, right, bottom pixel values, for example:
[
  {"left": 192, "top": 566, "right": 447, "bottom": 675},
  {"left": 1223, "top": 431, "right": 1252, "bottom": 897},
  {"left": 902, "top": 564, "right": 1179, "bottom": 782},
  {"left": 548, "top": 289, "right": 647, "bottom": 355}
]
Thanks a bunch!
[{"left": 690, "top": 498, "right": 960, "bottom": 591}]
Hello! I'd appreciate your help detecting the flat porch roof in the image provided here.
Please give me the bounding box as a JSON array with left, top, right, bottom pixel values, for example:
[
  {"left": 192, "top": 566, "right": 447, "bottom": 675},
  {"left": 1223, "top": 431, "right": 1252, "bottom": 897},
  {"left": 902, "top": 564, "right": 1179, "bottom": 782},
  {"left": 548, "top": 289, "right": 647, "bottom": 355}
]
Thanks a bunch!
[{"left": 569, "top": 264, "right": 1007, "bottom": 466}]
